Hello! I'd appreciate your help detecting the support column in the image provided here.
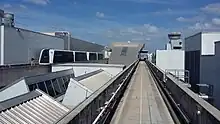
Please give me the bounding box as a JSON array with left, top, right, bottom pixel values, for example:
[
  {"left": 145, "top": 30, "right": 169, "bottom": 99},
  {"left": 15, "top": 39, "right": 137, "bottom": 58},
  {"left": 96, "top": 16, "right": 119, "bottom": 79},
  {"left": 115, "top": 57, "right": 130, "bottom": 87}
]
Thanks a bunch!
[{"left": 0, "top": 25, "right": 4, "bottom": 65}]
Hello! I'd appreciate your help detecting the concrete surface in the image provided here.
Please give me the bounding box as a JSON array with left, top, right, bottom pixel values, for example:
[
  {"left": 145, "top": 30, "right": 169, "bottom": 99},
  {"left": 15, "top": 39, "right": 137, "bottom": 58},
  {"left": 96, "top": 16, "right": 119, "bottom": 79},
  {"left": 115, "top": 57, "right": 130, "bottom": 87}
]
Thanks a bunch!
[{"left": 111, "top": 61, "right": 174, "bottom": 124}]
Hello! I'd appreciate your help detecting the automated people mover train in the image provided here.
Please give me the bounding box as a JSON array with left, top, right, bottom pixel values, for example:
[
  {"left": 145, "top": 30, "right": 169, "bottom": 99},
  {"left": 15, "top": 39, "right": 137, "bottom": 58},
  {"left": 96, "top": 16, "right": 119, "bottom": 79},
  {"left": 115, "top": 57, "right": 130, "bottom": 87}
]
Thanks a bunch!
[{"left": 39, "top": 49, "right": 104, "bottom": 65}]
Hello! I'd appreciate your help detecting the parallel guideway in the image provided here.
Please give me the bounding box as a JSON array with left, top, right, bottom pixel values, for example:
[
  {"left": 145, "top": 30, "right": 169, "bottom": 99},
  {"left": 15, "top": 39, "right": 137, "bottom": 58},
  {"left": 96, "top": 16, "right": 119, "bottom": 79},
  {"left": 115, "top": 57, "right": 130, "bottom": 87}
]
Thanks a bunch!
[{"left": 111, "top": 61, "right": 174, "bottom": 124}]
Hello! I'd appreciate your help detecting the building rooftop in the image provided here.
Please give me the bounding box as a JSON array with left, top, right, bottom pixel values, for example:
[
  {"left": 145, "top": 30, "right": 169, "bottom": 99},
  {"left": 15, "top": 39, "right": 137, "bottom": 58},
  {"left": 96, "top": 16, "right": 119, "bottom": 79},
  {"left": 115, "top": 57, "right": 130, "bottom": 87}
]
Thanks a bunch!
[
  {"left": 0, "top": 69, "right": 75, "bottom": 102},
  {"left": 0, "top": 89, "right": 69, "bottom": 124}
]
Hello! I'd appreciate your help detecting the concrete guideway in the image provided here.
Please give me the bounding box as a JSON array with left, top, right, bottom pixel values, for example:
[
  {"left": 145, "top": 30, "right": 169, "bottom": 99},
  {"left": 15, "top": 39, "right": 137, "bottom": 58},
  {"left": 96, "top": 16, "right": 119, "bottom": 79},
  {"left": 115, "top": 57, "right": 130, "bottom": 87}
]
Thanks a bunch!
[{"left": 111, "top": 61, "right": 174, "bottom": 124}]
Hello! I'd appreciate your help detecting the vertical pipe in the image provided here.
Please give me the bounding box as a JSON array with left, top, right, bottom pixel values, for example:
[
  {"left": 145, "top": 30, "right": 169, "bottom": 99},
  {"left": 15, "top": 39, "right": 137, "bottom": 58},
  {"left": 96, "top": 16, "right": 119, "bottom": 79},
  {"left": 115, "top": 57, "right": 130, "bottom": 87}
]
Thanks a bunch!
[
  {"left": 0, "top": 25, "right": 4, "bottom": 65},
  {"left": 68, "top": 32, "right": 70, "bottom": 50}
]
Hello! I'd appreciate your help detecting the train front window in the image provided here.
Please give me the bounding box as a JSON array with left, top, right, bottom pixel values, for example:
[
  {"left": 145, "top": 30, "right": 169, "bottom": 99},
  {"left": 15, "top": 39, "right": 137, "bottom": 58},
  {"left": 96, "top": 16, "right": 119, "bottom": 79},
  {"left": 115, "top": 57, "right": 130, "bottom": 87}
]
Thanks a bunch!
[
  {"left": 75, "top": 52, "right": 87, "bottom": 61},
  {"left": 89, "top": 53, "right": 97, "bottom": 60},
  {"left": 40, "top": 49, "right": 49, "bottom": 63},
  {"left": 53, "top": 51, "right": 74, "bottom": 63}
]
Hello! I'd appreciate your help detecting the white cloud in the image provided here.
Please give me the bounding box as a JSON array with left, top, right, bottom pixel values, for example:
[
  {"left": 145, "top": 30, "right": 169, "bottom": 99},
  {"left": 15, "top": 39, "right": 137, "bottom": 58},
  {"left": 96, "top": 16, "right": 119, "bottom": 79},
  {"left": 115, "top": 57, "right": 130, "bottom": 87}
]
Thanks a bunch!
[
  {"left": 118, "top": 24, "right": 161, "bottom": 37},
  {"left": 19, "top": 4, "right": 27, "bottom": 9},
  {"left": 189, "top": 22, "right": 213, "bottom": 30},
  {"left": 176, "top": 17, "right": 186, "bottom": 22},
  {"left": 3, "top": 4, "right": 12, "bottom": 8},
  {"left": 144, "top": 24, "right": 159, "bottom": 33},
  {"left": 201, "top": 3, "right": 220, "bottom": 14},
  {"left": 212, "top": 18, "right": 220, "bottom": 25},
  {"left": 96, "top": 12, "right": 105, "bottom": 18},
  {"left": 153, "top": 8, "right": 197, "bottom": 15},
  {"left": 103, "top": 23, "right": 166, "bottom": 44},
  {"left": 23, "top": 0, "right": 50, "bottom": 6},
  {"left": 176, "top": 16, "right": 205, "bottom": 22},
  {"left": 126, "top": 27, "right": 144, "bottom": 35},
  {"left": 115, "top": 0, "right": 180, "bottom": 5}
]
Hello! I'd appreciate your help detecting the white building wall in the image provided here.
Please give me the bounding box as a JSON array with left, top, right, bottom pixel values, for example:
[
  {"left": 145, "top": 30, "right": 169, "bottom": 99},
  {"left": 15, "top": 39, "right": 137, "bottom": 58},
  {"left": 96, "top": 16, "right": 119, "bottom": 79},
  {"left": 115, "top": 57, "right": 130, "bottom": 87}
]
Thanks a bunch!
[
  {"left": 156, "top": 50, "right": 185, "bottom": 71},
  {"left": 185, "top": 33, "right": 201, "bottom": 52},
  {"left": 201, "top": 33, "right": 220, "bottom": 55},
  {"left": 156, "top": 50, "right": 185, "bottom": 80}
]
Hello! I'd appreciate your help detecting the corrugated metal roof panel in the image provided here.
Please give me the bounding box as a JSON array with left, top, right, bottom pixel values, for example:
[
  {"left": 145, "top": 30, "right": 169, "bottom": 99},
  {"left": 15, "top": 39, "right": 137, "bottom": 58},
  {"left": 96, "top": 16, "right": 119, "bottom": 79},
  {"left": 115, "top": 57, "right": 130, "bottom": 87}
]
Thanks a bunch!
[{"left": 0, "top": 89, "right": 69, "bottom": 124}]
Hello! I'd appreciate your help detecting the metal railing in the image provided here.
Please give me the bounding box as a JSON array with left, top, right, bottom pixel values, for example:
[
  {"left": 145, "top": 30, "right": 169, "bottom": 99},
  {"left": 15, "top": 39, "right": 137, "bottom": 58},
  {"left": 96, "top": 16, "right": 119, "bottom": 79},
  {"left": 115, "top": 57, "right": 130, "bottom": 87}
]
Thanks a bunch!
[
  {"left": 146, "top": 60, "right": 220, "bottom": 124},
  {"left": 164, "top": 69, "right": 190, "bottom": 87},
  {"left": 56, "top": 60, "right": 139, "bottom": 124}
]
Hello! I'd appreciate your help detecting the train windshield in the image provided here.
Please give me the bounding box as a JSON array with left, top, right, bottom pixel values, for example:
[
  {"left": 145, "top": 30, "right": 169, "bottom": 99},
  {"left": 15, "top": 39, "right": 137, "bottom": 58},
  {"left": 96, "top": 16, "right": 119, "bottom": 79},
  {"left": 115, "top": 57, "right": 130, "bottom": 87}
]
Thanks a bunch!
[
  {"left": 75, "top": 52, "right": 87, "bottom": 61},
  {"left": 98, "top": 54, "right": 103, "bottom": 60},
  {"left": 40, "top": 49, "right": 49, "bottom": 63},
  {"left": 53, "top": 51, "right": 74, "bottom": 63},
  {"left": 89, "top": 53, "right": 97, "bottom": 60}
]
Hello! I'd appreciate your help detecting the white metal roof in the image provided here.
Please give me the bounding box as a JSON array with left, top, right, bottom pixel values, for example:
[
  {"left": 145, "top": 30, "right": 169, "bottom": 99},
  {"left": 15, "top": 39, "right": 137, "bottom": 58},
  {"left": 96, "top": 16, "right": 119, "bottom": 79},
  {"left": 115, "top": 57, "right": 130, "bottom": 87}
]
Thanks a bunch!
[
  {"left": 0, "top": 89, "right": 69, "bottom": 124},
  {"left": 79, "top": 71, "right": 113, "bottom": 92},
  {"left": 62, "top": 78, "right": 93, "bottom": 109}
]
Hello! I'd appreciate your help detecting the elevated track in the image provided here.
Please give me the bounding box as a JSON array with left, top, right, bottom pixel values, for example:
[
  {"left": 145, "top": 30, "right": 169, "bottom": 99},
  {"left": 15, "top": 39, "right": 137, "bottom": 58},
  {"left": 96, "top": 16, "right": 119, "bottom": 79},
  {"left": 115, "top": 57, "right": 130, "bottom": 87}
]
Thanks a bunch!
[{"left": 57, "top": 60, "right": 220, "bottom": 124}]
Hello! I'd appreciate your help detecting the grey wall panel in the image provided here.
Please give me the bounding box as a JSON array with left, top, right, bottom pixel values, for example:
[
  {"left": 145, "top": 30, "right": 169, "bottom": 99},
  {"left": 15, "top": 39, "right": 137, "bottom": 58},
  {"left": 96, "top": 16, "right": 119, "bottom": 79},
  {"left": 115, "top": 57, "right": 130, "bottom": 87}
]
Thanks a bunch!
[
  {"left": 0, "top": 26, "right": 1, "bottom": 64},
  {"left": 214, "top": 42, "right": 220, "bottom": 110},
  {"left": 4, "top": 27, "right": 28, "bottom": 64},
  {"left": 4, "top": 27, "right": 64, "bottom": 64},
  {"left": 27, "top": 32, "right": 64, "bottom": 61},
  {"left": 203, "top": 42, "right": 220, "bottom": 110},
  {"left": 109, "top": 43, "right": 143, "bottom": 66},
  {"left": 185, "top": 50, "right": 200, "bottom": 92},
  {"left": 185, "top": 33, "right": 201, "bottom": 52},
  {"left": 200, "top": 55, "right": 220, "bottom": 109},
  {"left": 70, "top": 38, "right": 104, "bottom": 52},
  {"left": 200, "top": 56, "right": 215, "bottom": 86}
]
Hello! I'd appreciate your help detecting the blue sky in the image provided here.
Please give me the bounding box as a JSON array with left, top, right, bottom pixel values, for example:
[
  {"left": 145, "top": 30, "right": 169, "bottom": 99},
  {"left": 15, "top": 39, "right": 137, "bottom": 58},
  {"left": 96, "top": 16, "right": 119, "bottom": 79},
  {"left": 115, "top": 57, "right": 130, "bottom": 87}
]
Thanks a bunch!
[{"left": 1, "top": 0, "right": 220, "bottom": 51}]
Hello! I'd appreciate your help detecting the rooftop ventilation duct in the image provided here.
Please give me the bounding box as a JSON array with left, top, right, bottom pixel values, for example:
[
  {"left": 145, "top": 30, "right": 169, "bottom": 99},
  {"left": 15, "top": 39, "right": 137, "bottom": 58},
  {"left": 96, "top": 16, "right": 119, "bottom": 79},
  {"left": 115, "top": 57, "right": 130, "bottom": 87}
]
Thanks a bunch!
[
  {"left": 0, "top": 9, "right": 4, "bottom": 25},
  {"left": 3, "top": 13, "right": 14, "bottom": 27}
]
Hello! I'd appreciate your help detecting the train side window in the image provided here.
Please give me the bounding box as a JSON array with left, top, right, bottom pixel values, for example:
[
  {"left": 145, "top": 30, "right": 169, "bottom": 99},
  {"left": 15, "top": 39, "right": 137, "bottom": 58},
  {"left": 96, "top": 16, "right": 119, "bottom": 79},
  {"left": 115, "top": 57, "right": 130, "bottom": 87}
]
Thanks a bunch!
[
  {"left": 98, "top": 54, "right": 103, "bottom": 60},
  {"left": 75, "top": 52, "right": 87, "bottom": 61},
  {"left": 89, "top": 53, "right": 97, "bottom": 60},
  {"left": 53, "top": 51, "right": 74, "bottom": 63}
]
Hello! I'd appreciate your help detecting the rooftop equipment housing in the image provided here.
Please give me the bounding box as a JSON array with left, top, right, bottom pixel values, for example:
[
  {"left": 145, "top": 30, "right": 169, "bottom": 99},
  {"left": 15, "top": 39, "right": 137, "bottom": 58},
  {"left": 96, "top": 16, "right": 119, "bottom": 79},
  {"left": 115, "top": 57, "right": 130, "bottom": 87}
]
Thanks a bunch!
[
  {"left": 0, "top": 9, "right": 4, "bottom": 25},
  {"left": 167, "top": 32, "right": 183, "bottom": 50},
  {"left": 3, "top": 13, "right": 14, "bottom": 27}
]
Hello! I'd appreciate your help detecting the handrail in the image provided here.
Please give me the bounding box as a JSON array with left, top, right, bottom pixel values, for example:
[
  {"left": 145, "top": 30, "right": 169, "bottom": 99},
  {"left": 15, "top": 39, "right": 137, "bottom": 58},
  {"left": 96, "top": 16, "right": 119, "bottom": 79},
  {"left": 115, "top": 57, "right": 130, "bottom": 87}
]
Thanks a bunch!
[{"left": 92, "top": 63, "right": 136, "bottom": 124}]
